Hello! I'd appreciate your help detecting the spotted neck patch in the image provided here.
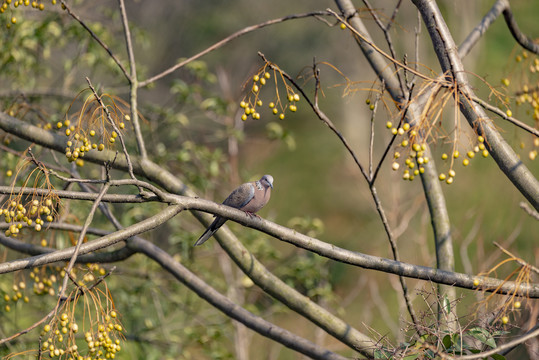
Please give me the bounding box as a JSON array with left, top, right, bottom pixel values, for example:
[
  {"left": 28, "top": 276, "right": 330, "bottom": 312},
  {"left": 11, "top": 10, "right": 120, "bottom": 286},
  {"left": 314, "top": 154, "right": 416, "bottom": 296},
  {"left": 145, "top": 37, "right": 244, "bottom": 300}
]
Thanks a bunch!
[{"left": 255, "top": 180, "right": 263, "bottom": 190}]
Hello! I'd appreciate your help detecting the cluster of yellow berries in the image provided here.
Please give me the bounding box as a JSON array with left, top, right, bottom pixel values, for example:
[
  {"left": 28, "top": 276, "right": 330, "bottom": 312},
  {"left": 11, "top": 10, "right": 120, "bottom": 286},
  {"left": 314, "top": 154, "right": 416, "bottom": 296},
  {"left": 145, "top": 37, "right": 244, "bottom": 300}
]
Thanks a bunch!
[
  {"left": 501, "top": 50, "right": 539, "bottom": 161},
  {"left": 30, "top": 267, "right": 59, "bottom": 296},
  {"left": 239, "top": 69, "right": 300, "bottom": 121},
  {"left": 2, "top": 281, "right": 30, "bottom": 312},
  {"left": 1, "top": 196, "right": 56, "bottom": 237},
  {"left": 387, "top": 117, "right": 490, "bottom": 184},
  {"left": 58, "top": 115, "right": 128, "bottom": 166},
  {"left": 387, "top": 121, "right": 429, "bottom": 181},
  {"left": 0, "top": 0, "right": 58, "bottom": 29},
  {"left": 41, "top": 309, "right": 123, "bottom": 359},
  {"left": 437, "top": 136, "right": 489, "bottom": 184}
]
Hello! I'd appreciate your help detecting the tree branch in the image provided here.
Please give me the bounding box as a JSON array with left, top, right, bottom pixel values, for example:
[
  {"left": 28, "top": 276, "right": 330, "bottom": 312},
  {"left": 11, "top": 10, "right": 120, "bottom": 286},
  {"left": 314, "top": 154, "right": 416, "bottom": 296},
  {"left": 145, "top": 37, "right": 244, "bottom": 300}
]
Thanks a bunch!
[
  {"left": 412, "top": 0, "right": 539, "bottom": 210},
  {"left": 127, "top": 237, "right": 350, "bottom": 360}
]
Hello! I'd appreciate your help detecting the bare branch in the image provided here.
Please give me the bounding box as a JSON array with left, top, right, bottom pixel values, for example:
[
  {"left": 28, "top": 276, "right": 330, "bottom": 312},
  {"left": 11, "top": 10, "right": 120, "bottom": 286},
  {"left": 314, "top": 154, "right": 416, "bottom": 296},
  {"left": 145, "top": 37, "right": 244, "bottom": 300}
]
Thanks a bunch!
[
  {"left": 127, "top": 237, "right": 350, "bottom": 360},
  {"left": 139, "top": 11, "right": 332, "bottom": 88},
  {"left": 0, "top": 204, "right": 183, "bottom": 274},
  {"left": 59, "top": 1, "right": 130, "bottom": 82},
  {"left": 471, "top": 95, "right": 539, "bottom": 137},
  {"left": 412, "top": 0, "right": 539, "bottom": 210}
]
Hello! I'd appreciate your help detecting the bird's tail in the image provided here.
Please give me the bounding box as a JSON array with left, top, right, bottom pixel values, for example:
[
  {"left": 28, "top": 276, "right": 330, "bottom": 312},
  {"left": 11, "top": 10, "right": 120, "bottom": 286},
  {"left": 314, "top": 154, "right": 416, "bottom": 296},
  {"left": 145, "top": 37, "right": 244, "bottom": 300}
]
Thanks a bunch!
[{"left": 194, "top": 217, "right": 226, "bottom": 246}]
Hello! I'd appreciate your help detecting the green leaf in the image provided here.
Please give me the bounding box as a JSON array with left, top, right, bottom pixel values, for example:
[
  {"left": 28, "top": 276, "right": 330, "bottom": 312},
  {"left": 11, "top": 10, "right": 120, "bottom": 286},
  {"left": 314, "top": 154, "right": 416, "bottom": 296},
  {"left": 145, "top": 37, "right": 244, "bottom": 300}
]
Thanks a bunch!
[
  {"left": 442, "top": 294, "right": 451, "bottom": 314},
  {"left": 403, "top": 354, "right": 419, "bottom": 360},
  {"left": 490, "top": 354, "right": 506, "bottom": 360},
  {"left": 467, "top": 327, "right": 497, "bottom": 348},
  {"left": 443, "top": 334, "right": 452, "bottom": 349}
]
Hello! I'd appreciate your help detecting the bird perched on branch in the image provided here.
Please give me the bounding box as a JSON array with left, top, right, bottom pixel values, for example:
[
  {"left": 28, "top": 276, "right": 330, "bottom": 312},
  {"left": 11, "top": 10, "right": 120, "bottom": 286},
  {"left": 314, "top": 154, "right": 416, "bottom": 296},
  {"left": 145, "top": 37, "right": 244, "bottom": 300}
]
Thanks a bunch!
[{"left": 194, "top": 174, "right": 274, "bottom": 246}]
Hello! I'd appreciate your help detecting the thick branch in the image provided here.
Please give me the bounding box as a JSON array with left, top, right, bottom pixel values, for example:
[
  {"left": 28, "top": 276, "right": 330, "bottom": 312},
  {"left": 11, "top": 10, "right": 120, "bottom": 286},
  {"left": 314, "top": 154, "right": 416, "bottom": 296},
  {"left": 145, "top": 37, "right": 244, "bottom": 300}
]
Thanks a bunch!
[
  {"left": 127, "top": 237, "right": 349, "bottom": 360},
  {"left": 412, "top": 0, "right": 539, "bottom": 210},
  {"left": 0, "top": 205, "right": 183, "bottom": 274}
]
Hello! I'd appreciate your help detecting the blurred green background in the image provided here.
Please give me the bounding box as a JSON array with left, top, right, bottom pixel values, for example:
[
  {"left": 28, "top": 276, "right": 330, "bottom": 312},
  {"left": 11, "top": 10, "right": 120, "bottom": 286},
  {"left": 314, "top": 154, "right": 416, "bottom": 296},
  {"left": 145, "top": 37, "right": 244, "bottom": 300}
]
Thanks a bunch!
[{"left": 0, "top": 0, "right": 537, "bottom": 359}]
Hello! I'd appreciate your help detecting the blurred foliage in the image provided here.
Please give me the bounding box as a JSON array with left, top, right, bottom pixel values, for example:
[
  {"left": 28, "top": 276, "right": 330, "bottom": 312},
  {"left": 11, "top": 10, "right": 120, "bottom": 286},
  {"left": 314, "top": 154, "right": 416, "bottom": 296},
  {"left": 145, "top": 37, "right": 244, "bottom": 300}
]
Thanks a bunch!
[{"left": 0, "top": 0, "right": 537, "bottom": 359}]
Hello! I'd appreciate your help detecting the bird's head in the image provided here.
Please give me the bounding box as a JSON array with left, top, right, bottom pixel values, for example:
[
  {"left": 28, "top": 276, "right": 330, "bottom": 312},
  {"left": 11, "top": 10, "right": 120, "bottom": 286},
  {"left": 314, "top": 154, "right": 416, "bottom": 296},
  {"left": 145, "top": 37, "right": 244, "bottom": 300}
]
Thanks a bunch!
[{"left": 260, "top": 174, "right": 274, "bottom": 189}]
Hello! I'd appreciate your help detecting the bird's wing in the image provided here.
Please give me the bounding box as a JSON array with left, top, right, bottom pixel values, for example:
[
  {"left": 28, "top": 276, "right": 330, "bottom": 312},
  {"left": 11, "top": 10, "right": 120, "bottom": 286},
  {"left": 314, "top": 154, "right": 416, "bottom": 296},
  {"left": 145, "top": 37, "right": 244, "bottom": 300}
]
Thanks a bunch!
[{"left": 223, "top": 182, "right": 255, "bottom": 209}]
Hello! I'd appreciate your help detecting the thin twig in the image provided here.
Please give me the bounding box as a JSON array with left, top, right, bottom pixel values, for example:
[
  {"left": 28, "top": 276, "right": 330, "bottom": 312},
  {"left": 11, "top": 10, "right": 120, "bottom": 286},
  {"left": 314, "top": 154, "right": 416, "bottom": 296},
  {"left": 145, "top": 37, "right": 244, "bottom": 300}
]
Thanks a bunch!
[
  {"left": 493, "top": 241, "right": 539, "bottom": 275},
  {"left": 259, "top": 52, "right": 369, "bottom": 181},
  {"left": 362, "top": 0, "right": 406, "bottom": 95},
  {"left": 519, "top": 201, "right": 539, "bottom": 220},
  {"left": 117, "top": 0, "right": 147, "bottom": 160},
  {"left": 502, "top": 5, "right": 539, "bottom": 54},
  {"left": 471, "top": 95, "right": 539, "bottom": 137},
  {"left": 57, "top": 182, "right": 111, "bottom": 304},
  {"left": 86, "top": 78, "right": 140, "bottom": 187},
  {"left": 368, "top": 82, "right": 384, "bottom": 179},
  {"left": 139, "top": 11, "right": 332, "bottom": 88},
  {"left": 59, "top": 1, "right": 130, "bottom": 82}
]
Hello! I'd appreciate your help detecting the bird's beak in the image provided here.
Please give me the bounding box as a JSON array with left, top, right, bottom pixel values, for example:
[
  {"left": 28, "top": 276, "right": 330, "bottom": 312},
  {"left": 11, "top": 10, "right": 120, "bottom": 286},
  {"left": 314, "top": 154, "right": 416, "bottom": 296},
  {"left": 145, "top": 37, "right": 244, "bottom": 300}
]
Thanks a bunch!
[{"left": 269, "top": 182, "right": 273, "bottom": 189}]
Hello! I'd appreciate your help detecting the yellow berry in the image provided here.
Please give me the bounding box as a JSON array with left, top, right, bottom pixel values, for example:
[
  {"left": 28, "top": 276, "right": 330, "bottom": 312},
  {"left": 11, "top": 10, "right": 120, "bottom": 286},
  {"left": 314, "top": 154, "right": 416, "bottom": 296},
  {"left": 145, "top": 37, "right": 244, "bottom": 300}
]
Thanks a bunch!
[
  {"left": 386, "top": 121, "right": 392, "bottom": 129},
  {"left": 446, "top": 177, "right": 454, "bottom": 184},
  {"left": 391, "top": 128, "right": 398, "bottom": 135},
  {"left": 462, "top": 159, "right": 469, "bottom": 166},
  {"left": 453, "top": 150, "right": 460, "bottom": 158},
  {"left": 506, "top": 109, "right": 512, "bottom": 117},
  {"left": 293, "top": 94, "right": 300, "bottom": 102},
  {"left": 403, "top": 123, "right": 410, "bottom": 131},
  {"left": 502, "top": 316, "right": 509, "bottom": 324},
  {"left": 279, "top": 113, "right": 285, "bottom": 120},
  {"left": 391, "top": 162, "right": 399, "bottom": 171},
  {"left": 448, "top": 169, "right": 456, "bottom": 177},
  {"left": 467, "top": 151, "right": 475, "bottom": 158},
  {"left": 482, "top": 150, "right": 489, "bottom": 157},
  {"left": 441, "top": 153, "right": 448, "bottom": 160},
  {"left": 256, "top": 100, "right": 263, "bottom": 106},
  {"left": 11, "top": 17, "right": 16, "bottom": 24},
  {"left": 65, "top": 129, "right": 71, "bottom": 136},
  {"left": 269, "top": 102, "right": 275, "bottom": 108},
  {"left": 119, "top": 122, "right": 125, "bottom": 129},
  {"left": 501, "top": 78, "right": 510, "bottom": 86},
  {"left": 253, "top": 75, "right": 259, "bottom": 82},
  {"left": 289, "top": 105, "right": 297, "bottom": 112},
  {"left": 240, "top": 101, "right": 247, "bottom": 108},
  {"left": 98, "top": 144, "right": 105, "bottom": 151},
  {"left": 438, "top": 173, "right": 446, "bottom": 181},
  {"left": 241, "top": 114, "right": 247, "bottom": 121},
  {"left": 478, "top": 135, "right": 484, "bottom": 143},
  {"left": 252, "top": 84, "right": 259, "bottom": 93},
  {"left": 6, "top": 170, "right": 12, "bottom": 177},
  {"left": 264, "top": 72, "right": 270, "bottom": 79},
  {"left": 260, "top": 78, "right": 266, "bottom": 85},
  {"left": 401, "top": 140, "right": 409, "bottom": 147},
  {"left": 340, "top": 22, "right": 346, "bottom": 30}
]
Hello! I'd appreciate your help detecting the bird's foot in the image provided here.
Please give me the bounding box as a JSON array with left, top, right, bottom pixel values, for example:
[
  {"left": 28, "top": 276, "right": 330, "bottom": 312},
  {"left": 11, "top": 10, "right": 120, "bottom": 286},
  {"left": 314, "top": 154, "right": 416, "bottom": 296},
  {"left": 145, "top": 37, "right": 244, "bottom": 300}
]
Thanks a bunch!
[{"left": 244, "top": 211, "right": 261, "bottom": 219}]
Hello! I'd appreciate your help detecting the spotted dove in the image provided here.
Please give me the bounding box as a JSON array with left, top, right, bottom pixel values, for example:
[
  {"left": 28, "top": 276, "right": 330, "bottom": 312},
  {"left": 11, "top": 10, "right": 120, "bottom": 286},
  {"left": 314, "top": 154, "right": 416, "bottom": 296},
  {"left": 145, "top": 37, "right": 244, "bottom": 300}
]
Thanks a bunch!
[{"left": 194, "top": 174, "right": 274, "bottom": 246}]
